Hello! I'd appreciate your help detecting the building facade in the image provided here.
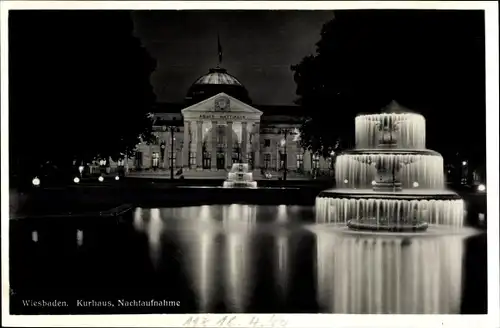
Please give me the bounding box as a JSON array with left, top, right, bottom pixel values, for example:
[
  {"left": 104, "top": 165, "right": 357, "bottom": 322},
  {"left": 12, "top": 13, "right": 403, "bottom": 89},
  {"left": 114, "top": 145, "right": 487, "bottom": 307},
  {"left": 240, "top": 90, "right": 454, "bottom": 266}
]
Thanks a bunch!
[{"left": 119, "top": 67, "right": 333, "bottom": 178}]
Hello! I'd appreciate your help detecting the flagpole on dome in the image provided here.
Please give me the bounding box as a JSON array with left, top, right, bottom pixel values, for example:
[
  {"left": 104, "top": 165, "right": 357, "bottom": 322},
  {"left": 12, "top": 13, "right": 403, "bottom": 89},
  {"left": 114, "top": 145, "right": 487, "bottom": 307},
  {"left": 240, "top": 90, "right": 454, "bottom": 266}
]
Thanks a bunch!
[{"left": 217, "top": 32, "right": 223, "bottom": 68}]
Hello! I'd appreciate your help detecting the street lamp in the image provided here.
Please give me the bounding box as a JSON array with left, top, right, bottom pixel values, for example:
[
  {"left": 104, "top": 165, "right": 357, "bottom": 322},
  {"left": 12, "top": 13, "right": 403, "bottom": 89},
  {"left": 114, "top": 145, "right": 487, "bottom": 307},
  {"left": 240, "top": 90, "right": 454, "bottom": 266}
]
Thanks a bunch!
[
  {"left": 32, "top": 177, "right": 40, "bottom": 187},
  {"left": 166, "top": 124, "right": 180, "bottom": 180},
  {"left": 279, "top": 128, "right": 293, "bottom": 181},
  {"left": 78, "top": 165, "right": 84, "bottom": 177}
]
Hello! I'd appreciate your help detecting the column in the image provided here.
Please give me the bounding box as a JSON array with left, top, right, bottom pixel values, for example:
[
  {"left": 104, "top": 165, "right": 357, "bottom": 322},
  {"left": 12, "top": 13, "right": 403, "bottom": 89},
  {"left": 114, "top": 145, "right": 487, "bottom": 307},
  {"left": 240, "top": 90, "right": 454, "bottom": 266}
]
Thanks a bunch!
[
  {"left": 211, "top": 121, "right": 218, "bottom": 170},
  {"left": 287, "top": 142, "right": 295, "bottom": 169},
  {"left": 165, "top": 131, "right": 172, "bottom": 170},
  {"left": 254, "top": 122, "right": 260, "bottom": 169},
  {"left": 304, "top": 149, "right": 312, "bottom": 172},
  {"left": 196, "top": 121, "right": 203, "bottom": 169},
  {"left": 147, "top": 145, "right": 152, "bottom": 169},
  {"left": 226, "top": 122, "right": 233, "bottom": 169},
  {"left": 183, "top": 120, "right": 190, "bottom": 169},
  {"left": 241, "top": 122, "right": 248, "bottom": 163}
]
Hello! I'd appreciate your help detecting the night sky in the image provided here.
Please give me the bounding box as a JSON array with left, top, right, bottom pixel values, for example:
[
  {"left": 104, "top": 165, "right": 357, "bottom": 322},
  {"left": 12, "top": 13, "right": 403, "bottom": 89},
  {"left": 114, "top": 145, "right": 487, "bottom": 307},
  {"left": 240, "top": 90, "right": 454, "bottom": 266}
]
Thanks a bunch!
[{"left": 132, "top": 10, "right": 335, "bottom": 105}]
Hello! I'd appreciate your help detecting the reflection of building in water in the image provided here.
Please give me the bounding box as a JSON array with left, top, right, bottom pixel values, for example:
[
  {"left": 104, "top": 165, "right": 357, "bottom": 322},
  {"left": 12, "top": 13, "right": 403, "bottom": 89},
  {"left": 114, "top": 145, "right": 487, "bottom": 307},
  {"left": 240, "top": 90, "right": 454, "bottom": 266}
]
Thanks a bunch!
[
  {"left": 275, "top": 234, "right": 289, "bottom": 298},
  {"left": 222, "top": 204, "right": 256, "bottom": 312},
  {"left": 171, "top": 205, "right": 219, "bottom": 312},
  {"left": 273, "top": 204, "right": 291, "bottom": 298},
  {"left": 31, "top": 230, "right": 38, "bottom": 243},
  {"left": 222, "top": 204, "right": 257, "bottom": 231},
  {"left": 174, "top": 204, "right": 257, "bottom": 312},
  {"left": 148, "top": 209, "right": 163, "bottom": 268},
  {"left": 315, "top": 232, "right": 465, "bottom": 314},
  {"left": 133, "top": 207, "right": 163, "bottom": 268},
  {"left": 276, "top": 204, "right": 287, "bottom": 223},
  {"left": 76, "top": 229, "right": 84, "bottom": 247},
  {"left": 133, "top": 207, "right": 147, "bottom": 232}
]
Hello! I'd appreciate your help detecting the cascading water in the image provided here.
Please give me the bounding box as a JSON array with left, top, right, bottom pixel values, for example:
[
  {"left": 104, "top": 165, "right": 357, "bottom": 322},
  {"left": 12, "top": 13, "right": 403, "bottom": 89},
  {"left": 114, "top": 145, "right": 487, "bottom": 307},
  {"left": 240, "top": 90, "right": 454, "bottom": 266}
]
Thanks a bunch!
[
  {"left": 315, "top": 232, "right": 465, "bottom": 314},
  {"left": 223, "top": 163, "right": 258, "bottom": 188},
  {"left": 316, "top": 101, "right": 464, "bottom": 231}
]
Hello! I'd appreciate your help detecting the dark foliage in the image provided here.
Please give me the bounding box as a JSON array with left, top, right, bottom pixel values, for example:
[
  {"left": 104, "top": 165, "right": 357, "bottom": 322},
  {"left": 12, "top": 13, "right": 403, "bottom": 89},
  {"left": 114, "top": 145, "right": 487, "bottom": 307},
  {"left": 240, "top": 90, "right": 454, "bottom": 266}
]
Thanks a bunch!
[
  {"left": 291, "top": 10, "right": 485, "bottom": 166},
  {"left": 9, "top": 10, "right": 156, "bottom": 177}
]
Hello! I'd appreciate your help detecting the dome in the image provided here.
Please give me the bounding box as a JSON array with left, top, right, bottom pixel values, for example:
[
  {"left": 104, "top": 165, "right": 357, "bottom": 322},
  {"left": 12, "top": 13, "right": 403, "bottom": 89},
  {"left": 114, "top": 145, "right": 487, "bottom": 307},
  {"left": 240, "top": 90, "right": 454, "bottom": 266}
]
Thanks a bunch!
[
  {"left": 381, "top": 100, "right": 415, "bottom": 114},
  {"left": 185, "top": 67, "right": 251, "bottom": 105}
]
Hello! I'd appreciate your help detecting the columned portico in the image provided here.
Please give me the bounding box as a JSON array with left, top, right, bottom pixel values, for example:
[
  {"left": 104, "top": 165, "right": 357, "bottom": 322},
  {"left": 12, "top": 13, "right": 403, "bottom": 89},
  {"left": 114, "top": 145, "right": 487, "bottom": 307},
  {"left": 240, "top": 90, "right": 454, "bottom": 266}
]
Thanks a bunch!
[
  {"left": 196, "top": 121, "right": 203, "bottom": 169},
  {"left": 241, "top": 122, "right": 248, "bottom": 162},
  {"left": 183, "top": 120, "right": 190, "bottom": 168},
  {"left": 211, "top": 121, "right": 217, "bottom": 170},
  {"left": 181, "top": 92, "right": 263, "bottom": 173},
  {"left": 253, "top": 122, "right": 260, "bottom": 170},
  {"left": 226, "top": 121, "right": 233, "bottom": 169}
]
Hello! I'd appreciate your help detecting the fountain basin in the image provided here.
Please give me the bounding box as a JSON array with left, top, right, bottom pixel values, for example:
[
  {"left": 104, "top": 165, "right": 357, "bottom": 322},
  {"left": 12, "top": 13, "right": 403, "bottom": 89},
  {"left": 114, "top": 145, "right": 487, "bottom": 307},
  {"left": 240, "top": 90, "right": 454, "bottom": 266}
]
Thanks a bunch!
[
  {"left": 336, "top": 151, "right": 445, "bottom": 189},
  {"left": 343, "top": 149, "right": 440, "bottom": 156},
  {"left": 223, "top": 180, "right": 258, "bottom": 188},
  {"left": 223, "top": 163, "right": 258, "bottom": 189},
  {"left": 347, "top": 218, "right": 429, "bottom": 232},
  {"left": 316, "top": 189, "right": 464, "bottom": 227},
  {"left": 318, "top": 188, "right": 462, "bottom": 200}
]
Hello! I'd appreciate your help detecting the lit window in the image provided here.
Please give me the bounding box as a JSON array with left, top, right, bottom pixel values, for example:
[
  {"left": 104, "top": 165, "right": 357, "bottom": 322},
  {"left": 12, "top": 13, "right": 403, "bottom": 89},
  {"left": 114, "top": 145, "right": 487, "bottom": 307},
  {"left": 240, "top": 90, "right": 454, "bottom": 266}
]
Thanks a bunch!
[
  {"left": 312, "top": 154, "right": 320, "bottom": 169},
  {"left": 168, "top": 151, "right": 176, "bottom": 168},
  {"left": 264, "top": 153, "right": 271, "bottom": 169},
  {"left": 189, "top": 152, "right": 196, "bottom": 167},
  {"left": 296, "top": 154, "right": 304, "bottom": 170}
]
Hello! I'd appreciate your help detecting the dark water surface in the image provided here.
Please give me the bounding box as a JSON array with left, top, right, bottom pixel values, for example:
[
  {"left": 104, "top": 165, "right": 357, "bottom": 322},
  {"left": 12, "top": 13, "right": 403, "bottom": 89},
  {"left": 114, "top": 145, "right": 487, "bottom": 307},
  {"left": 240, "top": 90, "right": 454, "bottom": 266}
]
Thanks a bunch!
[{"left": 9, "top": 205, "right": 487, "bottom": 314}]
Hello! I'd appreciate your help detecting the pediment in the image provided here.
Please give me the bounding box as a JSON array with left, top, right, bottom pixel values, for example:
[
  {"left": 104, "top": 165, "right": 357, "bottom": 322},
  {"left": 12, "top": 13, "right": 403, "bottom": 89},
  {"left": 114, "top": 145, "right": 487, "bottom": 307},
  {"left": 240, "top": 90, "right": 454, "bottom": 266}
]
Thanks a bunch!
[{"left": 181, "top": 93, "right": 263, "bottom": 117}]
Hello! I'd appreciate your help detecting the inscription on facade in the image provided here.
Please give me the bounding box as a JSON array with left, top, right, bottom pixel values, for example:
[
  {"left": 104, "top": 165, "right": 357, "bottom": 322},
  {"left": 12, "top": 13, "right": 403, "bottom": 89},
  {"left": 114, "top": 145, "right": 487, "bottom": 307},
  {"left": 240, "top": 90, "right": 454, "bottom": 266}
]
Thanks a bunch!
[{"left": 199, "top": 114, "right": 247, "bottom": 120}]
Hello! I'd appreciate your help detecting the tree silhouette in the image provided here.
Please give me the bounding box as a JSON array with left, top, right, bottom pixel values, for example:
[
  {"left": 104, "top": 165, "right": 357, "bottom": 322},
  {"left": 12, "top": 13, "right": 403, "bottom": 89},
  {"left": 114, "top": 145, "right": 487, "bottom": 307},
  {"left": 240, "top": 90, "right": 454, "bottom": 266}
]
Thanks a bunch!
[
  {"left": 9, "top": 11, "right": 156, "bottom": 179},
  {"left": 291, "top": 10, "right": 485, "bottom": 165}
]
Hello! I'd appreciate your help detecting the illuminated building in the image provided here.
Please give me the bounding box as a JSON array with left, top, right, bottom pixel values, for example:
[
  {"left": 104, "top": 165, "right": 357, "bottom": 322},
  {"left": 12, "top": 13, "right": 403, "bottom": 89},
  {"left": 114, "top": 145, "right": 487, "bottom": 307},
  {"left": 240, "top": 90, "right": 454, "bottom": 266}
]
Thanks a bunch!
[{"left": 111, "top": 65, "right": 333, "bottom": 178}]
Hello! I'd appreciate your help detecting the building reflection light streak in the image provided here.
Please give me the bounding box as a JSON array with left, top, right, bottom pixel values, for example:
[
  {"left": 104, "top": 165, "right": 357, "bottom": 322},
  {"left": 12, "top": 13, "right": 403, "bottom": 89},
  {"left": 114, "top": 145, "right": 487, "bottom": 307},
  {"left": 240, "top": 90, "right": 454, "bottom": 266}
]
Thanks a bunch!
[
  {"left": 275, "top": 234, "right": 289, "bottom": 297},
  {"left": 223, "top": 204, "right": 257, "bottom": 232},
  {"left": 133, "top": 207, "right": 145, "bottom": 232},
  {"left": 197, "top": 232, "right": 215, "bottom": 311},
  {"left": 200, "top": 205, "right": 212, "bottom": 222},
  {"left": 223, "top": 204, "right": 256, "bottom": 312},
  {"left": 277, "top": 205, "right": 287, "bottom": 223},
  {"left": 167, "top": 205, "right": 259, "bottom": 312},
  {"left": 147, "top": 208, "right": 163, "bottom": 268},
  {"left": 315, "top": 232, "right": 465, "bottom": 314},
  {"left": 176, "top": 205, "right": 218, "bottom": 312},
  {"left": 76, "top": 229, "right": 84, "bottom": 247}
]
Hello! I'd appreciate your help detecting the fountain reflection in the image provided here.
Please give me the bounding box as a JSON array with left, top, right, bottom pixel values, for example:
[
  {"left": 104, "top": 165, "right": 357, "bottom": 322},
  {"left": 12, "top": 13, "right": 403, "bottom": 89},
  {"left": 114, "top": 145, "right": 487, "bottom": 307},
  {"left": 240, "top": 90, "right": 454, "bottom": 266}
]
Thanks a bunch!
[{"left": 315, "top": 231, "right": 465, "bottom": 314}]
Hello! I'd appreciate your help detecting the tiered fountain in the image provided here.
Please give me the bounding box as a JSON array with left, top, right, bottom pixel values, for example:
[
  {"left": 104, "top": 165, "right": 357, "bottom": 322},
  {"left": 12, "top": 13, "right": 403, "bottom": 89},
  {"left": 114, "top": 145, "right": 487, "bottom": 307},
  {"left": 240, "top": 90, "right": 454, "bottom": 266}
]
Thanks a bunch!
[
  {"left": 316, "top": 101, "right": 464, "bottom": 231},
  {"left": 223, "top": 163, "right": 258, "bottom": 188}
]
